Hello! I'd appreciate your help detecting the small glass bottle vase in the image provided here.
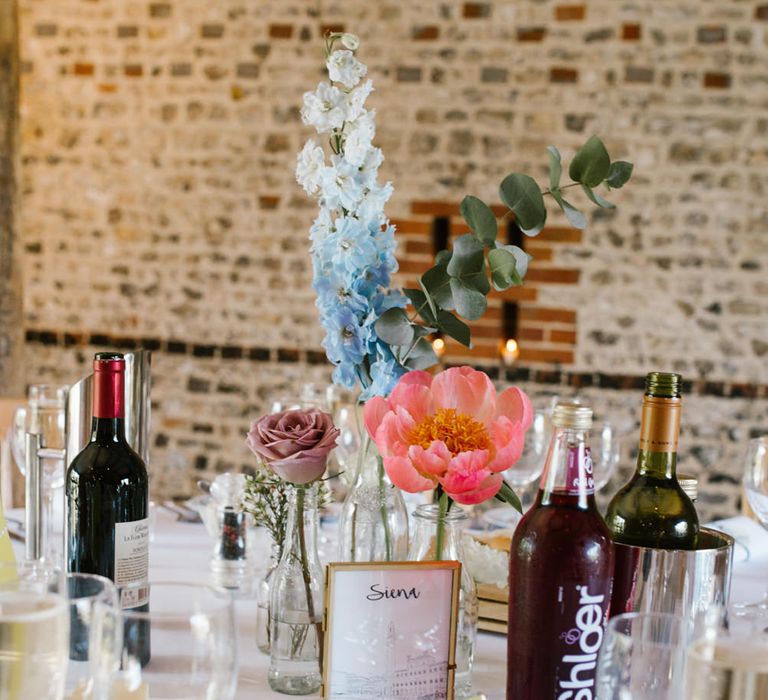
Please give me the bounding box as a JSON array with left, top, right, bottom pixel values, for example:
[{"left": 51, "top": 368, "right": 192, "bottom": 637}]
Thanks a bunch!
[
  {"left": 269, "top": 484, "right": 324, "bottom": 695},
  {"left": 409, "top": 504, "right": 479, "bottom": 699},
  {"left": 338, "top": 436, "right": 408, "bottom": 562},
  {"left": 256, "top": 543, "right": 281, "bottom": 654}
]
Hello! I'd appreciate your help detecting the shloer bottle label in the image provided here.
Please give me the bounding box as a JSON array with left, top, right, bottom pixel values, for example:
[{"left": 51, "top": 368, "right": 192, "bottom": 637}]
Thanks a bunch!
[
  {"left": 556, "top": 584, "right": 606, "bottom": 700},
  {"left": 565, "top": 446, "right": 594, "bottom": 496}
]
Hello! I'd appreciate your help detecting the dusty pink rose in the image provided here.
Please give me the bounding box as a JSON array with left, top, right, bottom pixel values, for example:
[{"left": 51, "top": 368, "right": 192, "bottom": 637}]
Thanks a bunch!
[
  {"left": 246, "top": 408, "right": 340, "bottom": 484},
  {"left": 363, "top": 367, "right": 532, "bottom": 505}
]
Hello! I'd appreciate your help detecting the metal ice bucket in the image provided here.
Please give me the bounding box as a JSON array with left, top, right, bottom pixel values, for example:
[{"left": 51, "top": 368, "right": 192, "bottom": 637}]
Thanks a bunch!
[
  {"left": 65, "top": 350, "right": 151, "bottom": 466},
  {"left": 610, "top": 527, "right": 735, "bottom": 620}
]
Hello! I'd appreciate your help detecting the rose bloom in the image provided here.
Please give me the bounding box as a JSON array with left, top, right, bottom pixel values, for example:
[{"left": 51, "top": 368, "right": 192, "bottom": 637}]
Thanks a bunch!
[
  {"left": 246, "top": 408, "right": 340, "bottom": 485},
  {"left": 364, "top": 367, "right": 532, "bottom": 505}
]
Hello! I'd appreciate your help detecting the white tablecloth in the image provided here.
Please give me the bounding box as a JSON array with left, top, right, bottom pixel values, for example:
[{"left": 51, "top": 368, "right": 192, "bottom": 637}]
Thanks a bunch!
[{"left": 10, "top": 509, "right": 768, "bottom": 699}]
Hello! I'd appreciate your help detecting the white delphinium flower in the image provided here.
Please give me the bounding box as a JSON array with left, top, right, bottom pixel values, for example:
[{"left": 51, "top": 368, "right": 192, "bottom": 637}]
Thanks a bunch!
[
  {"left": 301, "top": 82, "right": 348, "bottom": 133},
  {"left": 309, "top": 208, "right": 334, "bottom": 244},
  {"left": 319, "top": 157, "right": 364, "bottom": 212},
  {"left": 340, "top": 33, "right": 360, "bottom": 50},
  {"left": 326, "top": 49, "right": 367, "bottom": 89},
  {"left": 343, "top": 110, "right": 376, "bottom": 167},
  {"left": 296, "top": 139, "right": 326, "bottom": 195},
  {"left": 356, "top": 181, "right": 393, "bottom": 225},
  {"left": 358, "top": 147, "right": 384, "bottom": 188},
  {"left": 345, "top": 79, "right": 373, "bottom": 122}
]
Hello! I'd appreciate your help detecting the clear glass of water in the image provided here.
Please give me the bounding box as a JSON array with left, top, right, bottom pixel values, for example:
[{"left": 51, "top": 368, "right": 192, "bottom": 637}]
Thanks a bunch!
[
  {"left": 95, "top": 581, "right": 238, "bottom": 700},
  {"left": 686, "top": 606, "right": 768, "bottom": 699},
  {"left": 596, "top": 612, "right": 687, "bottom": 700},
  {"left": 0, "top": 562, "right": 69, "bottom": 700},
  {"left": 11, "top": 384, "right": 68, "bottom": 561}
]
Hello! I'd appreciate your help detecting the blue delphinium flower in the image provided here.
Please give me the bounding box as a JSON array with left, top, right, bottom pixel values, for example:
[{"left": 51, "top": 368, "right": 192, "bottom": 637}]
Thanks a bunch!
[{"left": 299, "top": 41, "right": 409, "bottom": 398}]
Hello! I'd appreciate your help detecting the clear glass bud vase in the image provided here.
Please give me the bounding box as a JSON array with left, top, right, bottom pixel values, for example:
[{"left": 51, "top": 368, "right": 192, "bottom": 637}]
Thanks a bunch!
[
  {"left": 268, "top": 484, "right": 324, "bottom": 695},
  {"left": 338, "top": 434, "right": 409, "bottom": 562},
  {"left": 256, "top": 543, "right": 281, "bottom": 654},
  {"left": 409, "top": 504, "right": 478, "bottom": 699}
]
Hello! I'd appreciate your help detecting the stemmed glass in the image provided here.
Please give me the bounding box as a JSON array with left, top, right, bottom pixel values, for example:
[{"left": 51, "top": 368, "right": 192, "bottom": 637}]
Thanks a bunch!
[
  {"left": 503, "top": 408, "right": 552, "bottom": 500},
  {"left": 590, "top": 421, "right": 624, "bottom": 492},
  {"left": 742, "top": 435, "right": 768, "bottom": 604},
  {"left": 11, "top": 384, "right": 68, "bottom": 562}
]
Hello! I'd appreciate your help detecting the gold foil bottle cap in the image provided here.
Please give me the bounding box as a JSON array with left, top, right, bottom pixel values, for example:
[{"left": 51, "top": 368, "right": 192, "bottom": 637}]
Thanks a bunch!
[
  {"left": 678, "top": 473, "right": 698, "bottom": 501},
  {"left": 645, "top": 372, "right": 682, "bottom": 399},
  {"left": 552, "top": 402, "right": 592, "bottom": 430}
]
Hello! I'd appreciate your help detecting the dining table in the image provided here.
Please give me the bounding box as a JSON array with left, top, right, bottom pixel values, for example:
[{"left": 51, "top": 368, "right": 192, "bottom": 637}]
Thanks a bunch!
[{"left": 8, "top": 506, "right": 768, "bottom": 700}]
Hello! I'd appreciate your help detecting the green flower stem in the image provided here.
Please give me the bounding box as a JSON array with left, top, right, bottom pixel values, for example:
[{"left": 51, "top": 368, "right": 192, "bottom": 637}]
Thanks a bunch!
[
  {"left": 377, "top": 455, "right": 392, "bottom": 561},
  {"left": 435, "top": 491, "right": 449, "bottom": 561}
]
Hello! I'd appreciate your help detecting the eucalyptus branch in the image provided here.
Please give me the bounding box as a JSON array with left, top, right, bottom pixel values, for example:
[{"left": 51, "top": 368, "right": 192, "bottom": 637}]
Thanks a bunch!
[{"left": 375, "top": 136, "right": 634, "bottom": 372}]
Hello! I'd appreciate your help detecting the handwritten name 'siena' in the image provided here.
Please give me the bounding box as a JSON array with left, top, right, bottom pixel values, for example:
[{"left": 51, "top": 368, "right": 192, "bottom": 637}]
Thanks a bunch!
[{"left": 366, "top": 585, "right": 421, "bottom": 601}]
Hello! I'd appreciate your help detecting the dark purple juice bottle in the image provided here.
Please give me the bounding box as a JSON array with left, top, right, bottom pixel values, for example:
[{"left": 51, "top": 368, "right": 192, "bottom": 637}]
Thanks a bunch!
[{"left": 507, "top": 403, "right": 614, "bottom": 700}]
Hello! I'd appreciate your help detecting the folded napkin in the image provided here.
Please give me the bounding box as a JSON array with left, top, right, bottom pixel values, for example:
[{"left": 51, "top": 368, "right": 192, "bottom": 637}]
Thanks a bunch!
[{"left": 706, "top": 515, "right": 768, "bottom": 563}]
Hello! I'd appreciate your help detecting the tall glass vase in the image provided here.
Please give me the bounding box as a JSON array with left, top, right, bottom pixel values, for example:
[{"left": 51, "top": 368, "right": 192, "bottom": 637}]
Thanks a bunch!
[
  {"left": 268, "top": 484, "right": 324, "bottom": 695},
  {"left": 409, "top": 503, "right": 478, "bottom": 699},
  {"left": 338, "top": 433, "right": 408, "bottom": 562}
]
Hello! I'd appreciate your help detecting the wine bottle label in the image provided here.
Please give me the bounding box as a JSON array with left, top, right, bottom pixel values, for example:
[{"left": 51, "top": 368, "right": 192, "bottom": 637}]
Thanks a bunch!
[
  {"left": 114, "top": 518, "right": 149, "bottom": 609},
  {"left": 639, "top": 396, "right": 681, "bottom": 453},
  {"left": 565, "top": 445, "right": 595, "bottom": 495}
]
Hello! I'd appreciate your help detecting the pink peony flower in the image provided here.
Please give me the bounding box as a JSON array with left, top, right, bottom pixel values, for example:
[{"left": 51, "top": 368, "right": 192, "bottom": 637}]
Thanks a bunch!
[
  {"left": 363, "top": 367, "right": 532, "bottom": 505},
  {"left": 246, "top": 408, "right": 340, "bottom": 484}
]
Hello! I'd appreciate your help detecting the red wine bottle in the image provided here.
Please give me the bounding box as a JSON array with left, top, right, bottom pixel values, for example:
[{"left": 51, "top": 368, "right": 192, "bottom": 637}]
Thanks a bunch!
[{"left": 66, "top": 352, "right": 150, "bottom": 664}]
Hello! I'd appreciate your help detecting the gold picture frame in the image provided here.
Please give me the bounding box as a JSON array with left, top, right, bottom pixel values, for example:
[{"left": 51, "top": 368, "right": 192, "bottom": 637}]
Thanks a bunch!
[{"left": 322, "top": 561, "right": 462, "bottom": 699}]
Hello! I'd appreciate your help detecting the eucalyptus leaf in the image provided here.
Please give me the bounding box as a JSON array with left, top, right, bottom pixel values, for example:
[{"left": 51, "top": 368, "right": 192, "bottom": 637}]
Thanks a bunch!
[
  {"left": 436, "top": 310, "right": 471, "bottom": 347},
  {"left": 404, "top": 337, "right": 438, "bottom": 370},
  {"left": 551, "top": 190, "right": 587, "bottom": 229},
  {"left": 405, "top": 287, "right": 438, "bottom": 326},
  {"left": 435, "top": 249, "right": 452, "bottom": 266},
  {"left": 460, "top": 195, "right": 498, "bottom": 246},
  {"left": 421, "top": 263, "right": 455, "bottom": 310},
  {"left": 412, "top": 323, "right": 438, "bottom": 338},
  {"left": 496, "top": 481, "right": 523, "bottom": 514},
  {"left": 569, "top": 135, "right": 611, "bottom": 188},
  {"left": 499, "top": 173, "right": 547, "bottom": 236},
  {"left": 449, "top": 278, "right": 487, "bottom": 320},
  {"left": 375, "top": 308, "right": 414, "bottom": 347},
  {"left": 606, "top": 161, "right": 634, "bottom": 189},
  {"left": 581, "top": 184, "right": 615, "bottom": 209},
  {"left": 488, "top": 247, "right": 522, "bottom": 290},
  {"left": 547, "top": 145, "right": 562, "bottom": 192},
  {"left": 447, "top": 234, "right": 485, "bottom": 277}
]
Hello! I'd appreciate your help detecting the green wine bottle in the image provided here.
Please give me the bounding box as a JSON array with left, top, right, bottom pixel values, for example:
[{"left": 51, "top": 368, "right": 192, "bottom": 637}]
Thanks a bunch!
[{"left": 605, "top": 372, "right": 699, "bottom": 550}]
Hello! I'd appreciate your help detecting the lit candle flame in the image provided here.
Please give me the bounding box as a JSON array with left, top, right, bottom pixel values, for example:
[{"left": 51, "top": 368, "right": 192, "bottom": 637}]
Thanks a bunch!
[
  {"left": 432, "top": 337, "right": 446, "bottom": 358},
  {"left": 501, "top": 338, "right": 519, "bottom": 366}
]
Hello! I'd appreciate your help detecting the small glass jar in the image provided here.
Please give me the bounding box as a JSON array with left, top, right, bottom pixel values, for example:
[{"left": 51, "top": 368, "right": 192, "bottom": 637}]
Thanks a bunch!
[
  {"left": 269, "top": 484, "right": 324, "bottom": 695},
  {"left": 409, "top": 504, "right": 478, "bottom": 699},
  {"left": 337, "top": 434, "right": 409, "bottom": 562}
]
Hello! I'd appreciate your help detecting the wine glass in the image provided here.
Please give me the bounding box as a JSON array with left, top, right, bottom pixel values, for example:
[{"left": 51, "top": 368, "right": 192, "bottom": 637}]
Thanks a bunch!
[
  {"left": 11, "top": 384, "right": 68, "bottom": 562},
  {"left": 0, "top": 561, "right": 69, "bottom": 700},
  {"left": 503, "top": 408, "right": 552, "bottom": 506},
  {"left": 744, "top": 436, "right": 768, "bottom": 526},
  {"left": 590, "top": 421, "right": 624, "bottom": 492},
  {"left": 596, "top": 612, "right": 687, "bottom": 699},
  {"left": 95, "top": 581, "right": 238, "bottom": 700},
  {"left": 742, "top": 435, "right": 768, "bottom": 605}
]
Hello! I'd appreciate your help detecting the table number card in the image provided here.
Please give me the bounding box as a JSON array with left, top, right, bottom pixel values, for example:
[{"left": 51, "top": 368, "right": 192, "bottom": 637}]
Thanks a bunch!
[{"left": 323, "top": 561, "right": 461, "bottom": 700}]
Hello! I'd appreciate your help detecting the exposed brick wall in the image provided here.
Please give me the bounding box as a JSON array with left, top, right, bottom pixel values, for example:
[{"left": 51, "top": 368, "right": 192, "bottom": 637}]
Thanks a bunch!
[{"left": 9, "top": 0, "right": 768, "bottom": 516}]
